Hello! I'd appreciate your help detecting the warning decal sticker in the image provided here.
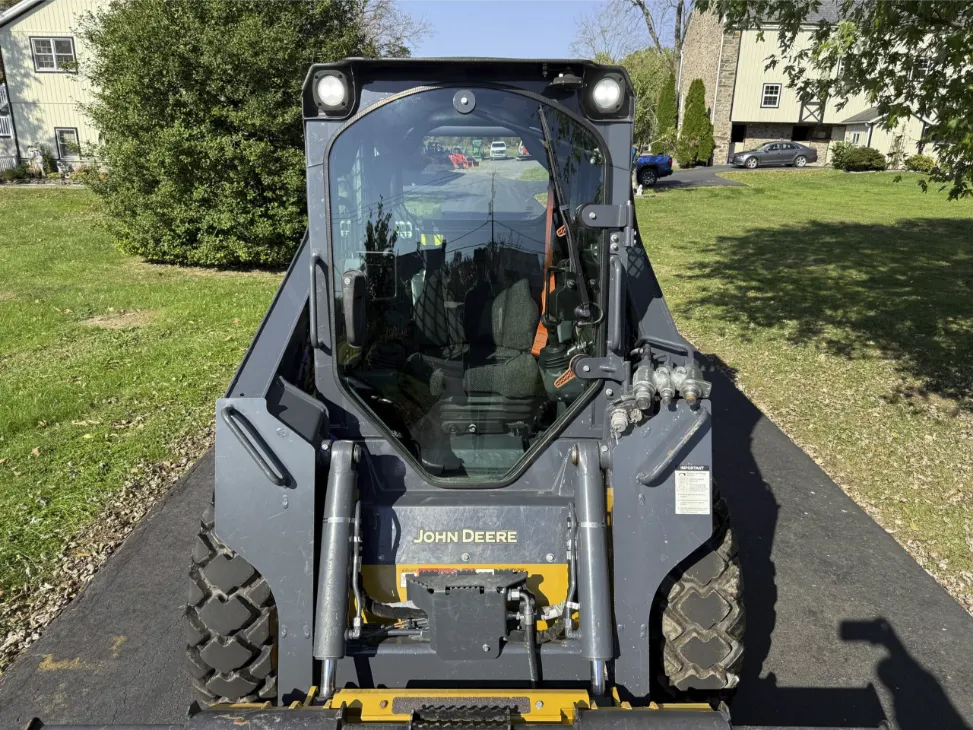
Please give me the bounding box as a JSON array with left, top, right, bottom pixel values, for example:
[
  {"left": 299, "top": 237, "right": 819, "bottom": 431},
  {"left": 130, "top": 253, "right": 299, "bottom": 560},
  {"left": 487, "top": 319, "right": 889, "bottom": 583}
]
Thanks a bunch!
[{"left": 675, "top": 465, "right": 711, "bottom": 515}]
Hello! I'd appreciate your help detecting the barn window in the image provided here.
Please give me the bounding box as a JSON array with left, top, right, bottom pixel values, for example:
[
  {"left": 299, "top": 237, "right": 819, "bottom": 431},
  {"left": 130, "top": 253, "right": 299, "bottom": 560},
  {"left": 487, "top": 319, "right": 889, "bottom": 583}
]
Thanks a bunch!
[{"left": 761, "top": 83, "right": 781, "bottom": 108}]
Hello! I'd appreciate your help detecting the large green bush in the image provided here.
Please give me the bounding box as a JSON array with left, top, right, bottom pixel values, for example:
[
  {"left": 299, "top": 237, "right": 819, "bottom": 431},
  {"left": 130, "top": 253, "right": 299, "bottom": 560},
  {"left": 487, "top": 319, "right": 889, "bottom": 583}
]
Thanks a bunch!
[
  {"left": 834, "top": 146, "right": 887, "bottom": 172},
  {"left": 0, "top": 164, "right": 29, "bottom": 182},
  {"left": 81, "top": 0, "right": 375, "bottom": 267},
  {"left": 675, "top": 78, "right": 713, "bottom": 167},
  {"left": 905, "top": 154, "right": 936, "bottom": 174},
  {"left": 651, "top": 72, "right": 677, "bottom": 155}
]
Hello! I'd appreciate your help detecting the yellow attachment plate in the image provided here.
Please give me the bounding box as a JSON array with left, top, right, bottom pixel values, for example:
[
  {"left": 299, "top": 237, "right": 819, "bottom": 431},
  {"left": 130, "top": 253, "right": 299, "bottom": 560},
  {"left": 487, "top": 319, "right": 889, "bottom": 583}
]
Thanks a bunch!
[
  {"left": 361, "top": 564, "right": 569, "bottom": 607},
  {"left": 328, "top": 688, "right": 590, "bottom": 724}
]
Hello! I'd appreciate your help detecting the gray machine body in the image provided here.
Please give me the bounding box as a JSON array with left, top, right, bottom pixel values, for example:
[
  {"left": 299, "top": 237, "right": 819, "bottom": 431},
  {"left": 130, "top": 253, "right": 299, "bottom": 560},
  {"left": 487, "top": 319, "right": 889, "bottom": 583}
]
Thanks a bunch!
[{"left": 213, "top": 59, "right": 715, "bottom": 706}]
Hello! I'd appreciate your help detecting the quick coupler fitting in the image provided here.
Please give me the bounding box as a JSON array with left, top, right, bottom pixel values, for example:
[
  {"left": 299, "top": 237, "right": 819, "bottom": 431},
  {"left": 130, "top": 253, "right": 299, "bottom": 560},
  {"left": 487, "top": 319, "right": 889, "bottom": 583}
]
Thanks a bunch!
[
  {"left": 652, "top": 366, "right": 675, "bottom": 407},
  {"left": 632, "top": 362, "right": 657, "bottom": 411},
  {"left": 671, "top": 363, "right": 713, "bottom": 409}
]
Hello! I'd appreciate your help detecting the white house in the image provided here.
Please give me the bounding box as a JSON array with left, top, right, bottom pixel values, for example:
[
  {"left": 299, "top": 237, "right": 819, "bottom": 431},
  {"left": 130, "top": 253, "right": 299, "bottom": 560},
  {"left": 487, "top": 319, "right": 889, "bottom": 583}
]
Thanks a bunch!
[
  {"left": 678, "top": 6, "right": 931, "bottom": 165},
  {"left": 0, "top": 0, "right": 107, "bottom": 170}
]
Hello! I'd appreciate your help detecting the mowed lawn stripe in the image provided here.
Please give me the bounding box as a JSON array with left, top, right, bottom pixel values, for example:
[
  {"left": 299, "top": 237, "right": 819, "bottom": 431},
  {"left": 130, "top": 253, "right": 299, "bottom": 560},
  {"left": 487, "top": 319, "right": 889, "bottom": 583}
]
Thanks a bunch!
[
  {"left": 636, "top": 169, "right": 973, "bottom": 612},
  {"left": 0, "top": 188, "right": 281, "bottom": 604}
]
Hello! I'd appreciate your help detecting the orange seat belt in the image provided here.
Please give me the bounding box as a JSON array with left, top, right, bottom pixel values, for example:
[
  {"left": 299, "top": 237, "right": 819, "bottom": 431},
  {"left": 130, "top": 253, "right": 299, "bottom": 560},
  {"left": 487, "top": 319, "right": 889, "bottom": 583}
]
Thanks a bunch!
[{"left": 531, "top": 182, "right": 556, "bottom": 356}]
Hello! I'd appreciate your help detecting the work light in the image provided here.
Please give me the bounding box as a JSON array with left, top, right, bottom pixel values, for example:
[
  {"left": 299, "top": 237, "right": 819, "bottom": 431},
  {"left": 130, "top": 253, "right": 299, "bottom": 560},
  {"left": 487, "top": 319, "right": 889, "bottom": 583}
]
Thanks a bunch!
[
  {"left": 316, "top": 74, "right": 347, "bottom": 108},
  {"left": 591, "top": 77, "right": 622, "bottom": 112}
]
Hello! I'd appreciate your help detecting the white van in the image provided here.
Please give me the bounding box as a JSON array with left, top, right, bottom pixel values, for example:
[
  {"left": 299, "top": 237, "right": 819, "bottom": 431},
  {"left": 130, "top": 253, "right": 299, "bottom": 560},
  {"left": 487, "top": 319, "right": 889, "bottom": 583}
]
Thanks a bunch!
[{"left": 489, "top": 141, "right": 507, "bottom": 159}]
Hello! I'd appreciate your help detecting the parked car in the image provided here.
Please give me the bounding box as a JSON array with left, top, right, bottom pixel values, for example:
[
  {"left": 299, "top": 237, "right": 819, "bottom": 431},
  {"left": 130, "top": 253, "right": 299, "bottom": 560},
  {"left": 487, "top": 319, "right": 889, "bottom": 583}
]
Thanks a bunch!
[
  {"left": 490, "top": 141, "right": 507, "bottom": 159},
  {"left": 632, "top": 149, "right": 673, "bottom": 187},
  {"left": 731, "top": 141, "right": 817, "bottom": 169}
]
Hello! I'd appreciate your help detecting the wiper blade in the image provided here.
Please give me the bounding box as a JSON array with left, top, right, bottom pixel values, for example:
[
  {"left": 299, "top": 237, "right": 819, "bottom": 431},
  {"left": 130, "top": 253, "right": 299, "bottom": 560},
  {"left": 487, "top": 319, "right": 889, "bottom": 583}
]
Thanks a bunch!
[{"left": 537, "top": 105, "right": 591, "bottom": 320}]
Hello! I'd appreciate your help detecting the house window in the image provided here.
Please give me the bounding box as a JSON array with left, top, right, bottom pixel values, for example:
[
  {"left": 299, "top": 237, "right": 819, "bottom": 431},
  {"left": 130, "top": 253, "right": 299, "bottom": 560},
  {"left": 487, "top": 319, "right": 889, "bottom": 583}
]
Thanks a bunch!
[
  {"left": 730, "top": 124, "right": 747, "bottom": 143},
  {"left": 55, "top": 127, "right": 80, "bottom": 159},
  {"left": 761, "top": 83, "right": 781, "bottom": 108},
  {"left": 851, "top": 131, "right": 863, "bottom": 145},
  {"left": 31, "top": 37, "right": 76, "bottom": 72},
  {"left": 913, "top": 56, "right": 933, "bottom": 81}
]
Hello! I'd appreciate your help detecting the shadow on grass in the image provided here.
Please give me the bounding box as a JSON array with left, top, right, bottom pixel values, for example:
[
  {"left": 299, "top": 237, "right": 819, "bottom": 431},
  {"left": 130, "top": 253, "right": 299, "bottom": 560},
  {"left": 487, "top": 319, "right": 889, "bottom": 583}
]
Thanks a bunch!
[{"left": 680, "top": 217, "right": 973, "bottom": 408}]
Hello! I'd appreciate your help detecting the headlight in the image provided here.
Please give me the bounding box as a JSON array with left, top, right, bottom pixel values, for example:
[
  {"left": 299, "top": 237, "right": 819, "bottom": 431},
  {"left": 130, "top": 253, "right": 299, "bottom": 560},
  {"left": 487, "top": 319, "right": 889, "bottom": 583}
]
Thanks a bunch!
[
  {"left": 592, "top": 77, "right": 622, "bottom": 111},
  {"left": 316, "top": 74, "right": 347, "bottom": 108}
]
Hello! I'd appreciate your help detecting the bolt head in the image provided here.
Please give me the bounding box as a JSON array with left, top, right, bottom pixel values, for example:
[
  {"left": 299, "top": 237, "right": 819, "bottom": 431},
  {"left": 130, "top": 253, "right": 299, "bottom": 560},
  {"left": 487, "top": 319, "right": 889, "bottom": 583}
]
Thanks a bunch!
[
  {"left": 600, "top": 444, "right": 608, "bottom": 452},
  {"left": 610, "top": 233, "right": 620, "bottom": 243},
  {"left": 276, "top": 427, "right": 288, "bottom": 437},
  {"left": 588, "top": 211, "right": 596, "bottom": 220},
  {"left": 461, "top": 552, "right": 471, "bottom": 562},
  {"left": 461, "top": 96, "right": 468, "bottom": 105},
  {"left": 582, "top": 364, "right": 590, "bottom": 373},
  {"left": 380, "top": 700, "right": 389, "bottom": 709},
  {"left": 535, "top": 701, "right": 544, "bottom": 710},
  {"left": 482, "top": 643, "right": 491, "bottom": 652},
  {"left": 610, "top": 243, "right": 619, "bottom": 252},
  {"left": 468, "top": 423, "right": 477, "bottom": 433},
  {"left": 303, "top": 625, "right": 311, "bottom": 637},
  {"left": 605, "top": 388, "right": 614, "bottom": 397},
  {"left": 545, "top": 553, "right": 555, "bottom": 563},
  {"left": 343, "top": 277, "right": 351, "bottom": 285}
]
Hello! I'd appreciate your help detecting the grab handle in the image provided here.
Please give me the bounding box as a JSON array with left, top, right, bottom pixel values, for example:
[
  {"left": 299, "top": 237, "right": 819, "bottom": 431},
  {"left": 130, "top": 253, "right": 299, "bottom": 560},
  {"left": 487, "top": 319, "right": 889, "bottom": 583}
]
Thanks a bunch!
[
  {"left": 221, "top": 406, "right": 288, "bottom": 487},
  {"left": 310, "top": 252, "right": 323, "bottom": 350}
]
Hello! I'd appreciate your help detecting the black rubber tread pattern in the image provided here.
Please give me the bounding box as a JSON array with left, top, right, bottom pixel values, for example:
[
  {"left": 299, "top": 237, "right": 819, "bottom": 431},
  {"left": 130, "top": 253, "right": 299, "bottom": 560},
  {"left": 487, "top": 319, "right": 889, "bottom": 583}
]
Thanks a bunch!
[
  {"left": 185, "top": 503, "right": 277, "bottom": 706},
  {"left": 655, "top": 496, "right": 745, "bottom": 696}
]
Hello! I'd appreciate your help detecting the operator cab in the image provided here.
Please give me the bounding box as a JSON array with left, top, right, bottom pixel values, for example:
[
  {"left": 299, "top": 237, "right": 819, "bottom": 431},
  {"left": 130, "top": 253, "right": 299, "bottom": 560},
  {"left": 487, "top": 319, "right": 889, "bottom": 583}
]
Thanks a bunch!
[{"left": 327, "top": 86, "right": 608, "bottom": 482}]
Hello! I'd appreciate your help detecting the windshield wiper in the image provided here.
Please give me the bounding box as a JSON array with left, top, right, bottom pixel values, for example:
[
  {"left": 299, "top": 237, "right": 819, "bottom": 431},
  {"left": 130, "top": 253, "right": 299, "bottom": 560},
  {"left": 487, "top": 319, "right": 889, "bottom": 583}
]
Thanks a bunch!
[{"left": 537, "top": 106, "right": 591, "bottom": 320}]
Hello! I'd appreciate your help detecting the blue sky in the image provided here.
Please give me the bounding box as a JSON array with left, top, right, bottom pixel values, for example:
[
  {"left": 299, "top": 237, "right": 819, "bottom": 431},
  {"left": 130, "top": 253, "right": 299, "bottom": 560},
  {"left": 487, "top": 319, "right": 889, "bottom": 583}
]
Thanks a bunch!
[{"left": 404, "top": 0, "right": 610, "bottom": 59}]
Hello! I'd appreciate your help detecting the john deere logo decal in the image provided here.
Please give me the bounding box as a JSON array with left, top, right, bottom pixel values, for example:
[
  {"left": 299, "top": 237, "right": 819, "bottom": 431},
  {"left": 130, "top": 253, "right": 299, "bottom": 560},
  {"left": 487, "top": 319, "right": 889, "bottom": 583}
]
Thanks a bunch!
[{"left": 413, "top": 529, "right": 518, "bottom": 544}]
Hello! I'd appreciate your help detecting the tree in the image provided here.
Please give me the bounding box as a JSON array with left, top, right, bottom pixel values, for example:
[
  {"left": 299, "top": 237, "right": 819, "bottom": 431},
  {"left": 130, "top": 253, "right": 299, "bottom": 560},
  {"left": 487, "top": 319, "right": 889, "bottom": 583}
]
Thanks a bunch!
[
  {"left": 698, "top": 0, "right": 973, "bottom": 198},
  {"left": 652, "top": 72, "right": 678, "bottom": 154},
  {"left": 623, "top": 49, "right": 672, "bottom": 150},
  {"left": 623, "top": 0, "right": 693, "bottom": 74},
  {"left": 80, "top": 0, "right": 416, "bottom": 267},
  {"left": 570, "top": 1, "right": 645, "bottom": 62},
  {"left": 361, "top": 0, "right": 430, "bottom": 57},
  {"left": 676, "top": 78, "right": 714, "bottom": 166}
]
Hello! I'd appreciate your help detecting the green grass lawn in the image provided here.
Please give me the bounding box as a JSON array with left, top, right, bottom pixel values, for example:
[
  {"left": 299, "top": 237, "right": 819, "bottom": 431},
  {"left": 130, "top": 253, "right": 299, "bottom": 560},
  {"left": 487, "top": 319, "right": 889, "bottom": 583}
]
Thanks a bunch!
[
  {"left": 636, "top": 169, "right": 973, "bottom": 611},
  {"left": 0, "top": 189, "right": 280, "bottom": 611}
]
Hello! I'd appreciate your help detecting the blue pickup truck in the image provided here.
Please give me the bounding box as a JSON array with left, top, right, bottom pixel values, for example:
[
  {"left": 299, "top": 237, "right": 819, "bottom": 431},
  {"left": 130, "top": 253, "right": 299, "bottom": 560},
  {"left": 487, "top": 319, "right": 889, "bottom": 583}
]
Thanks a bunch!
[{"left": 633, "top": 148, "right": 673, "bottom": 187}]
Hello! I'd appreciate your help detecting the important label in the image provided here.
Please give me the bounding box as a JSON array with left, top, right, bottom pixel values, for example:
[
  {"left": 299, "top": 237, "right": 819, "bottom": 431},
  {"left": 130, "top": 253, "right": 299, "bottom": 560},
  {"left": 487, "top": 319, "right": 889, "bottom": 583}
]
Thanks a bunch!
[{"left": 674, "top": 466, "right": 711, "bottom": 515}]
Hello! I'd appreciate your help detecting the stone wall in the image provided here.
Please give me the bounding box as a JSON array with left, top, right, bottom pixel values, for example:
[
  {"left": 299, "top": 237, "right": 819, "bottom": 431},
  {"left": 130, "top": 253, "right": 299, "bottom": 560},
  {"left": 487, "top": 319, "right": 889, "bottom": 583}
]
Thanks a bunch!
[
  {"left": 678, "top": 9, "right": 741, "bottom": 164},
  {"left": 711, "top": 31, "right": 741, "bottom": 163},
  {"left": 678, "top": 10, "right": 724, "bottom": 120}
]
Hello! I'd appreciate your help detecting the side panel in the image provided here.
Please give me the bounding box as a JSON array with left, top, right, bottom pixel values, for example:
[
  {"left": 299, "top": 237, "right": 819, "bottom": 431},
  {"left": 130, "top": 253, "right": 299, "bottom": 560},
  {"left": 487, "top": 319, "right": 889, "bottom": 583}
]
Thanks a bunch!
[
  {"left": 610, "top": 401, "right": 714, "bottom": 701},
  {"left": 215, "top": 397, "right": 319, "bottom": 703}
]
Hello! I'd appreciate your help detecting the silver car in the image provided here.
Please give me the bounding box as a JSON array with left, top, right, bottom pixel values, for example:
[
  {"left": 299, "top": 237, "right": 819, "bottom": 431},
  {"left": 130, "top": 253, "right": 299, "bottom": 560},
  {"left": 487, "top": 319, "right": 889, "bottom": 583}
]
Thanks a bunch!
[{"left": 731, "top": 141, "right": 818, "bottom": 169}]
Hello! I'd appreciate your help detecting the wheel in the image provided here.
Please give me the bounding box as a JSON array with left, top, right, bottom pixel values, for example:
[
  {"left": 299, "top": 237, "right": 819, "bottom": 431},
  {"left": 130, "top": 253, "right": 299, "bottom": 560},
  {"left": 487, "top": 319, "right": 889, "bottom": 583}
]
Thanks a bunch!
[
  {"left": 186, "top": 504, "right": 277, "bottom": 707},
  {"left": 655, "top": 496, "right": 745, "bottom": 695},
  {"left": 745, "top": 157, "right": 758, "bottom": 169},
  {"left": 793, "top": 155, "right": 807, "bottom": 167},
  {"left": 638, "top": 166, "right": 658, "bottom": 187}
]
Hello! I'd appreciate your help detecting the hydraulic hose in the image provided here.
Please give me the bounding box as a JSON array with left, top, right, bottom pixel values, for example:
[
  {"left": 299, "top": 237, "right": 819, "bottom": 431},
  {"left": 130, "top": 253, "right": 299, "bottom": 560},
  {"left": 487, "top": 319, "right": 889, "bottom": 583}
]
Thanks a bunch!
[{"left": 520, "top": 592, "right": 540, "bottom": 687}]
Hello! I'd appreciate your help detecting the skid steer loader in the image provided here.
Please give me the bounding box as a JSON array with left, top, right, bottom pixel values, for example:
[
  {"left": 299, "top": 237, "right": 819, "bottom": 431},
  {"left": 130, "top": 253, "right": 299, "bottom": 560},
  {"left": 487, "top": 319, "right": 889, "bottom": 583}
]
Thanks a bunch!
[{"left": 30, "top": 59, "right": 885, "bottom": 730}]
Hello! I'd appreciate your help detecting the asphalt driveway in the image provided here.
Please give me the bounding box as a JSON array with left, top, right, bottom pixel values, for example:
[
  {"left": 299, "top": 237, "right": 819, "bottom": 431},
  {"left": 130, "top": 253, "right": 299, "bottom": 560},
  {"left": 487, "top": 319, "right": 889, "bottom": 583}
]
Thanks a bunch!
[
  {"left": 0, "top": 374, "right": 971, "bottom": 730},
  {"left": 649, "top": 164, "right": 823, "bottom": 190}
]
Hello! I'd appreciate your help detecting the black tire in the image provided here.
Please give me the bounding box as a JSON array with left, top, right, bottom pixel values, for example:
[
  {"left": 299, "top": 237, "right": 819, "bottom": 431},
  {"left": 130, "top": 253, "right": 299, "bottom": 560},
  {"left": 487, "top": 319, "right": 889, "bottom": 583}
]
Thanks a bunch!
[
  {"left": 655, "top": 496, "right": 745, "bottom": 696},
  {"left": 745, "top": 157, "right": 758, "bottom": 169},
  {"left": 186, "top": 504, "right": 277, "bottom": 707},
  {"left": 638, "top": 166, "right": 658, "bottom": 187},
  {"left": 794, "top": 155, "right": 808, "bottom": 167}
]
